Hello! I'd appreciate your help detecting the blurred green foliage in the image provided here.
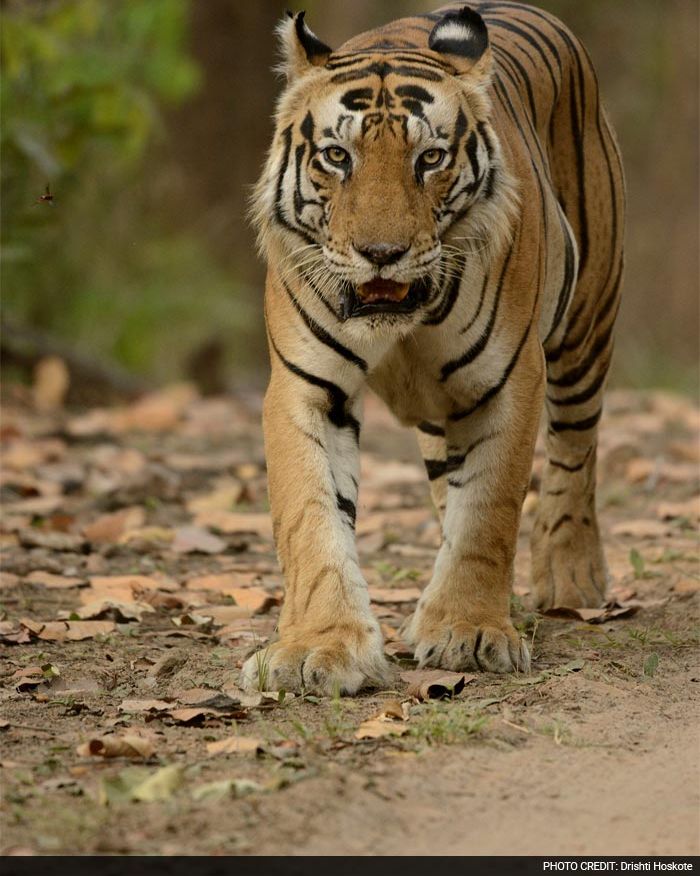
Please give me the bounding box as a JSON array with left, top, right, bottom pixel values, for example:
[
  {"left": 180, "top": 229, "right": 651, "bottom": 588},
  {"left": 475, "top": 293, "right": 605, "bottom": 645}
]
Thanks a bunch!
[{"left": 1, "top": 0, "right": 252, "bottom": 379}]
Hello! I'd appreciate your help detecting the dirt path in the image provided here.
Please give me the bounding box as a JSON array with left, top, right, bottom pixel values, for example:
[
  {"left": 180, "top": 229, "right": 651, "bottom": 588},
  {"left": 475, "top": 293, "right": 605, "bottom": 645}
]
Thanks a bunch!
[{"left": 1, "top": 383, "right": 698, "bottom": 856}]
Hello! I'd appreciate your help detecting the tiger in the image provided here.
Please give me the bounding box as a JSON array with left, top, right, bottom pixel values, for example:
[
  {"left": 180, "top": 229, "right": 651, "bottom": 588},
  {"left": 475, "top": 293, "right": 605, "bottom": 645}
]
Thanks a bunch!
[{"left": 243, "top": 2, "right": 625, "bottom": 694}]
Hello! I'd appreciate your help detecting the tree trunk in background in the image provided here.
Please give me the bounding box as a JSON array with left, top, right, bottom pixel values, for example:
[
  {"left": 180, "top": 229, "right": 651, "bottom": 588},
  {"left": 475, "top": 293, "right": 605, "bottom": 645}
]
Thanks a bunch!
[{"left": 165, "top": 0, "right": 281, "bottom": 289}]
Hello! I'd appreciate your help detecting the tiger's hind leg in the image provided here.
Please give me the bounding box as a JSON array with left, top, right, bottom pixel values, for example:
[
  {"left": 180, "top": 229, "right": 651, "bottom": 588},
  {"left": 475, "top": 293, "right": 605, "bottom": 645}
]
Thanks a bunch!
[{"left": 532, "top": 235, "right": 623, "bottom": 611}]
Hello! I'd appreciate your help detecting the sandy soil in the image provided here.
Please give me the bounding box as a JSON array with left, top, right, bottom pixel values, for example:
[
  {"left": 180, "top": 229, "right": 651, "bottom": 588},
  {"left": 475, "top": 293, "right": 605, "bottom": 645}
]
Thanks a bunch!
[{"left": 1, "top": 384, "right": 698, "bottom": 856}]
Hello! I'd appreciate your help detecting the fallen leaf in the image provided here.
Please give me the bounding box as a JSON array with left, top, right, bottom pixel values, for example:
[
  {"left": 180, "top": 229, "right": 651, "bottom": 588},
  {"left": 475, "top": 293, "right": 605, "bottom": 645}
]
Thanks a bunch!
[
  {"left": 83, "top": 507, "right": 146, "bottom": 544},
  {"left": 166, "top": 707, "right": 223, "bottom": 724},
  {"left": 25, "top": 571, "right": 84, "bottom": 589},
  {"left": 400, "top": 669, "right": 472, "bottom": 700},
  {"left": 368, "top": 587, "right": 421, "bottom": 604},
  {"left": 147, "top": 651, "right": 188, "bottom": 679},
  {"left": 85, "top": 574, "right": 178, "bottom": 604},
  {"left": 20, "top": 618, "right": 116, "bottom": 641},
  {"left": 357, "top": 509, "right": 431, "bottom": 537},
  {"left": 673, "top": 577, "right": 700, "bottom": 595},
  {"left": 186, "top": 480, "right": 246, "bottom": 515},
  {"left": 656, "top": 498, "right": 700, "bottom": 522},
  {"left": 176, "top": 688, "right": 244, "bottom": 711},
  {"left": 206, "top": 736, "right": 262, "bottom": 755},
  {"left": 100, "top": 764, "right": 184, "bottom": 805},
  {"left": 354, "top": 718, "right": 409, "bottom": 740},
  {"left": 192, "top": 510, "right": 272, "bottom": 538},
  {"left": 172, "top": 526, "right": 227, "bottom": 555},
  {"left": 68, "top": 599, "right": 155, "bottom": 622},
  {"left": 119, "top": 699, "right": 173, "bottom": 714},
  {"left": 384, "top": 640, "right": 414, "bottom": 659},
  {"left": 543, "top": 601, "right": 639, "bottom": 623},
  {"left": 611, "top": 519, "right": 671, "bottom": 539},
  {"left": 550, "top": 658, "right": 586, "bottom": 675},
  {"left": 77, "top": 735, "right": 155, "bottom": 760},
  {"left": 18, "top": 529, "right": 86, "bottom": 552}
]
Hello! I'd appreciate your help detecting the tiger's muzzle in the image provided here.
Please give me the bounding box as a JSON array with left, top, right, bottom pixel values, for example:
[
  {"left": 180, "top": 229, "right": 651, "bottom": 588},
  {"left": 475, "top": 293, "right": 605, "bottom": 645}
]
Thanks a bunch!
[{"left": 340, "top": 277, "right": 432, "bottom": 320}]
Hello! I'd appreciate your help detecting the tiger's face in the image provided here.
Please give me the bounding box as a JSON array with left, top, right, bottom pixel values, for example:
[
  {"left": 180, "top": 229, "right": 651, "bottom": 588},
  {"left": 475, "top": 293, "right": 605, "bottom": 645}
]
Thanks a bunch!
[{"left": 254, "top": 8, "right": 516, "bottom": 329}]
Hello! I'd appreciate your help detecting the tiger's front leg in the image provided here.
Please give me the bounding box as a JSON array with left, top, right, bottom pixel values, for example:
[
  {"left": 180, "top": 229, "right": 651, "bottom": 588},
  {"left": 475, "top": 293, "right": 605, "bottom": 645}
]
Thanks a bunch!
[
  {"left": 241, "top": 344, "right": 389, "bottom": 696},
  {"left": 404, "top": 341, "right": 544, "bottom": 673}
]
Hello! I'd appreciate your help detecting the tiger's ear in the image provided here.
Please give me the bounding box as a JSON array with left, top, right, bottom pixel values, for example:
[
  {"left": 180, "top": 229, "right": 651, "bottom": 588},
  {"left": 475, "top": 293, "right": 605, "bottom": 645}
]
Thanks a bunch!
[
  {"left": 277, "top": 10, "right": 332, "bottom": 80},
  {"left": 428, "top": 6, "right": 492, "bottom": 80}
]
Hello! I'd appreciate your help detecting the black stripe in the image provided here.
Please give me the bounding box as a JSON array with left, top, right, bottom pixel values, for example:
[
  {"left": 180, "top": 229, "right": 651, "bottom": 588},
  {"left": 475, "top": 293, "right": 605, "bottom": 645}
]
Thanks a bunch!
[
  {"left": 268, "top": 331, "right": 360, "bottom": 440},
  {"left": 445, "top": 453, "right": 466, "bottom": 474},
  {"left": 549, "top": 408, "right": 602, "bottom": 433},
  {"left": 330, "top": 62, "right": 444, "bottom": 85},
  {"left": 484, "top": 16, "right": 560, "bottom": 98},
  {"left": 459, "top": 271, "right": 489, "bottom": 335},
  {"left": 417, "top": 420, "right": 445, "bottom": 437},
  {"left": 440, "top": 244, "right": 514, "bottom": 381},
  {"left": 424, "top": 459, "right": 447, "bottom": 481},
  {"left": 274, "top": 125, "right": 315, "bottom": 245},
  {"left": 336, "top": 492, "right": 357, "bottom": 527},
  {"left": 422, "top": 254, "right": 466, "bottom": 326},
  {"left": 543, "top": 211, "right": 577, "bottom": 345},
  {"left": 449, "top": 315, "right": 534, "bottom": 422},
  {"left": 548, "top": 448, "right": 591, "bottom": 473},
  {"left": 547, "top": 365, "right": 608, "bottom": 407},
  {"left": 550, "top": 513, "right": 573, "bottom": 535},
  {"left": 491, "top": 42, "right": 538, "bottom": 128},
  {"left": 282, "top": 279, "right": 367, "bottom": 372},
  {"left": 547, "top": 315, "right": 616, "bottom": 388}
]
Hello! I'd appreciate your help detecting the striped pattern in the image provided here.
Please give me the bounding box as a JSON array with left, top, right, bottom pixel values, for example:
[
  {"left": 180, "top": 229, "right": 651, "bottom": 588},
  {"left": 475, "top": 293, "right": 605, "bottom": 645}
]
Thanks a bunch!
[{"left": 242, "top": 2, "right": 625, "bottom": 693}]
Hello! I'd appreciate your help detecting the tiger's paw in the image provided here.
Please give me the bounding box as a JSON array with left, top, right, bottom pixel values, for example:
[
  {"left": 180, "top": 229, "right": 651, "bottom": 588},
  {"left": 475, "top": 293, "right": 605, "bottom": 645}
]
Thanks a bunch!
[
  {"left": 403, "top": 604, "right": 530, "bottom": 674},
  {"left": 240, "top": 621, "right": 392, "bottom": 695},
  {"left": 532, "top": 530, "right": 608, "bottom": 611}
]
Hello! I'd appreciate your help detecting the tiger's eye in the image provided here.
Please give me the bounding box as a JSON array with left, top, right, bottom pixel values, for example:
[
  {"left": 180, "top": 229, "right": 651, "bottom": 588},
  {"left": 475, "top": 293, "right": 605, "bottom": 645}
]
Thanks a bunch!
[
  {"left": 324, "top": 146, "right": 350, "bottom": 166},
  {"left": 419, "top": 148, "right": 447, "bottom": 168}
]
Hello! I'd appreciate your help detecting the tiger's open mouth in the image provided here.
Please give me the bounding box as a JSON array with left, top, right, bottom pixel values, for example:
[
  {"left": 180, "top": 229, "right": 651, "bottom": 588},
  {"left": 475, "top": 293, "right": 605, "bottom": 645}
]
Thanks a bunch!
[{"left": 340, "top": 278, "right": 430, "bottom": 319}]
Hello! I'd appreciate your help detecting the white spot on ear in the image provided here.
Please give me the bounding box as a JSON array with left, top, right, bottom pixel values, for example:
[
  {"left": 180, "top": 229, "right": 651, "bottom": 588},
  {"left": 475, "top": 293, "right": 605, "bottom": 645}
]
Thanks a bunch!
[{"left": 433, "top": 21, "right": 473, "bottom": 44}]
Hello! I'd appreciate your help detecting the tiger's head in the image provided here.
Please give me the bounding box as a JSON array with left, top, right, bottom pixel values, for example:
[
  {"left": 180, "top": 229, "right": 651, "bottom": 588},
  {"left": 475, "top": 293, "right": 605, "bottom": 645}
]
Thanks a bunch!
[{"left": 252, "top": 6, "right": 517, "bottom": 332}]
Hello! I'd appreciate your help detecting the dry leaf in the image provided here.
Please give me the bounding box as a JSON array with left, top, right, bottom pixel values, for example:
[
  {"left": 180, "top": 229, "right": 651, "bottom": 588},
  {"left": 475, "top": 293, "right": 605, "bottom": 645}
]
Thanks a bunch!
[
  {"left": 673, "top": 577, "right": 700, "bottom": 595},
  {"left": 611, "top": 519, "right": 671, "bottom": 539},
  {"left": 656, "top": 498, "right": 700, "bottom": 522},
  {"left": 119, "top": 699, "right": 173, "bottom": 714},
  {"left": 147, "top": 651, "right": 188, "bottom": 679},
  {"left": 206, "top": 736, "right": 262, "bottom": 755},
  {"left": 384, "top": 640, "right": 414, "bottom": 658},
  {"left": 69, "top": 599, "right": 154, "bottom": 622},
  {"left": 357, "top": 509, "right": 430, "bottom": 537},
  {"left": 400, "top": 669, "right": 472, "bottom": 700},
  {"left": 176, "top": 689, "right": 243, "bottom": 711},
  {"left": 368, "top": 587, "right": 421, "bottom": 604},
  {"left": 83, "top": 507, "right": 146, "bottom": 544},
  {"left": 192, "top": 510, "right": 272, "bottom": 538},
  {"left": 77, "top": 735, "right": 155, "bottom": 760},
  {"left": 543, "top": 601, "right": 639, "bottom": 623},
  {"left": 25, "top": 571, "right": 84, "bottom": 589},
  {"left": 130, "top": 764, "right": 184, "bottom": 802},
  {"left": 18, "top": 529, "right": 86, "bottom": 552},
  {"left": 355, "top": 718, "right": 409, "bottom": 740},
  {"left": 172, "top": 526, "right": 227, "bottom": 555},
  {"left": 186, "top": 480, "right": 245, "bottom": 515},
  {"left": 20, "top": 618, "right": 116, "bottom": 642}
]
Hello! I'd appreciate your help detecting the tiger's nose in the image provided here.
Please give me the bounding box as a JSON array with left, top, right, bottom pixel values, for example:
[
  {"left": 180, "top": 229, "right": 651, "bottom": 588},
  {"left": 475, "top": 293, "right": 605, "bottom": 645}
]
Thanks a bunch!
[{"left": 354, "top": 242, "right": 409, "bottom": 266}]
